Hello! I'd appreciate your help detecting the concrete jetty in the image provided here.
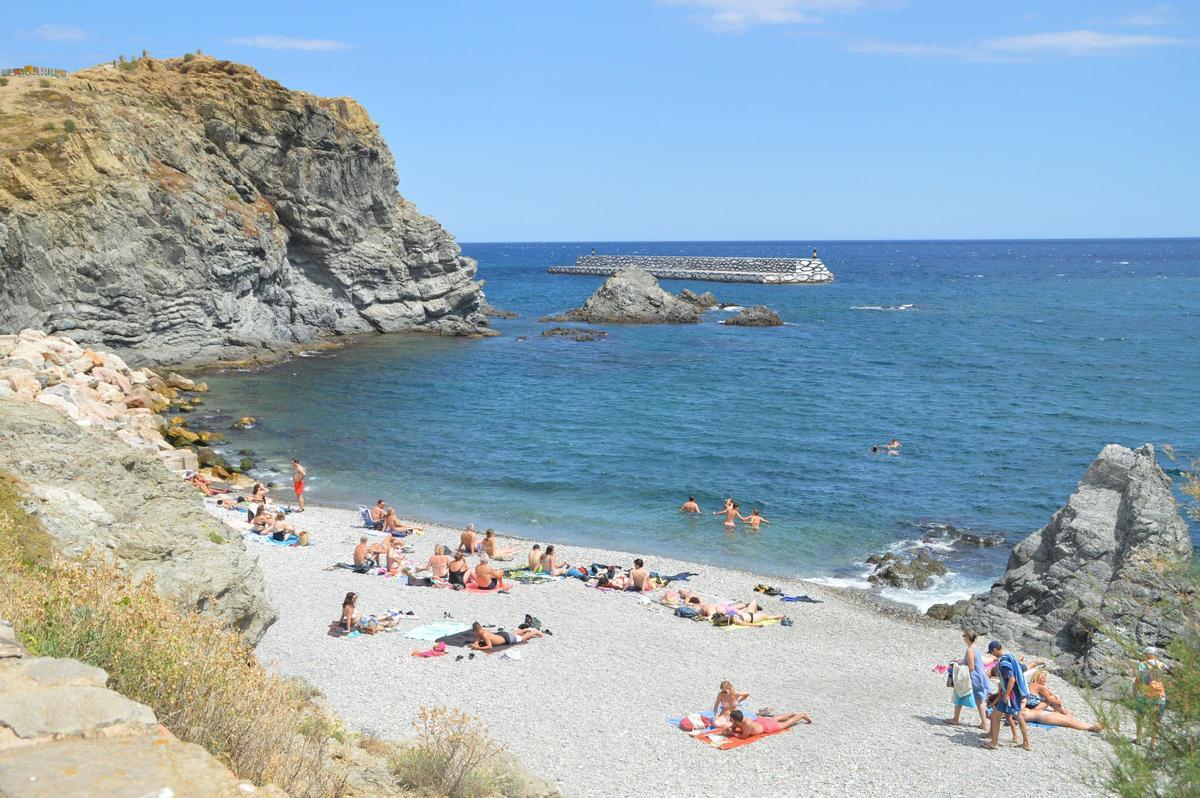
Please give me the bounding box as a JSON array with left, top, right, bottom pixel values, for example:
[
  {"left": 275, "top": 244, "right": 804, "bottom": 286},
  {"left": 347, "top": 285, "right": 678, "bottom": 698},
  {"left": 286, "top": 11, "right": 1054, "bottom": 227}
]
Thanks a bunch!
[{"left": 548, "top": 255, "right": 834, "bottom": 284}]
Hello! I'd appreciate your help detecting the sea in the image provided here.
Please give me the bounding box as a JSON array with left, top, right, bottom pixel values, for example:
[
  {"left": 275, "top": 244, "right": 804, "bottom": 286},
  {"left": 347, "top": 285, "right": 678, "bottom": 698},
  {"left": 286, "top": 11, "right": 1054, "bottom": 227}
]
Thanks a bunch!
[{"left": 198, "top": 239, "right": 1200, "bottom": 611}]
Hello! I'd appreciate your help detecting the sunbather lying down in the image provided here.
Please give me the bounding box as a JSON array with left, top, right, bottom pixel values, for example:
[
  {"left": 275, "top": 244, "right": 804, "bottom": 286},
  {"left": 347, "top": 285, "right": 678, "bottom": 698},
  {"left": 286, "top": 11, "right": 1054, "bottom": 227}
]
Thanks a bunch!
[
  {"left": 728, "top": 709, "right": 811, "bottom": 738},
  {"left": 470, "top": 621, "right": 544, "bottom": 650}
]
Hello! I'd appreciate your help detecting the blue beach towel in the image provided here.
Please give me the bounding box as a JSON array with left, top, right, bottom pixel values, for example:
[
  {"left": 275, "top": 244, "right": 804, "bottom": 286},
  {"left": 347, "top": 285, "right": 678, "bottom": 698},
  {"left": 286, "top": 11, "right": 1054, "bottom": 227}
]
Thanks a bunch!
[
  {"left": 244, "top": 532, "right": 299, "bottom": 547},
  {"left": 404, "top": 622, "right": 471, "bottom": 642},
  {"left": 666, "top": 708, "right": 758, "bottom": 728},
  {"left": 999, "top": 653, "right": 1029, "bottom": 700}
]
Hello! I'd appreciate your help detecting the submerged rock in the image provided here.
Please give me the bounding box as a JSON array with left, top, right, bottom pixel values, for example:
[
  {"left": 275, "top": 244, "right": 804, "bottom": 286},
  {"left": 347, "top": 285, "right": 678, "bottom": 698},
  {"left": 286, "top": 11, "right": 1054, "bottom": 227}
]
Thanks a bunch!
[
  {"left": 959, "top": 444, "right": 1193, "bottom": 695},
  {"left": 540, "top": 327, "right": 609, "bottom": 342},
  {"left": 542, "top": 269, "right": 702, "bottom": 324},
  {"left": 723, "top": 305, "right": 783, "bottom": 327}
]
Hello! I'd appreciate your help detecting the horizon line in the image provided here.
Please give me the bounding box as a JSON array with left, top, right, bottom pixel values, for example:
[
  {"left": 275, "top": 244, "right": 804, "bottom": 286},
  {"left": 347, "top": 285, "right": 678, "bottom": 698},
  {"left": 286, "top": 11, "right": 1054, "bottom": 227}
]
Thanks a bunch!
[{"left": 458, "top": 235, "right": 1200, "bottom": 245}]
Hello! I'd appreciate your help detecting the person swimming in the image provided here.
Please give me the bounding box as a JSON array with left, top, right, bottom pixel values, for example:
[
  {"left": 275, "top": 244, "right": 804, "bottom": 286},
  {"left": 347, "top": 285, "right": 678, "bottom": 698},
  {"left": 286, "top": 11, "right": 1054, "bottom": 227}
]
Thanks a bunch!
[
  {"left": 743, "top": 509, "right": 769, "bottom": 530},
  {"left": 715, "top": 501, "right": 740, "bottom": 532},
  {"left": 680, "top": 496, "right": 701, "bottom": 514}
]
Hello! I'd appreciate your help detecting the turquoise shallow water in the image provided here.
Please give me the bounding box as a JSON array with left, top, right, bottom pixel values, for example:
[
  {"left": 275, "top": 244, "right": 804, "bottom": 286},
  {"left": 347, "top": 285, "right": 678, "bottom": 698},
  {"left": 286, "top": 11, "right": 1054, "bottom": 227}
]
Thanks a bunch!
[{"left": 199, "top": 239, "right": 1200, "bottom": 609}]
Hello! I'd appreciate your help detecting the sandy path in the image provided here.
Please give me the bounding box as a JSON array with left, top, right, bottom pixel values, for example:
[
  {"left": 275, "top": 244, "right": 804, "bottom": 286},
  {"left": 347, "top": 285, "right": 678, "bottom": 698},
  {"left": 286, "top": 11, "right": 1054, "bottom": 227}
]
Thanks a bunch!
[{"left": 214, "top": 503, "right": 1110, "bottom": 798}]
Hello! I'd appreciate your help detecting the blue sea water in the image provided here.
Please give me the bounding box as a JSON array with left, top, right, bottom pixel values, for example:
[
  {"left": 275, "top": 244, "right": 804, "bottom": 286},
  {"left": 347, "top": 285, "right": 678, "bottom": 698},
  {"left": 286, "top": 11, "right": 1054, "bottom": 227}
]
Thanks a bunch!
[{"left": 200, "top": 239, "right": 1200, "bottom": 610}]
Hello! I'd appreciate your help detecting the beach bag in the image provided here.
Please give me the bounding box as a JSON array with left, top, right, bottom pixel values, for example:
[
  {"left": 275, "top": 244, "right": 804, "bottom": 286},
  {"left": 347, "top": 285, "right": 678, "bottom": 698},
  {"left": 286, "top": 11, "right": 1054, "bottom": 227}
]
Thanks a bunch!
[
  {"left": 675, "top": 605, "right": 699, "bottom": 619},
  {"left": 407, "top": 575, "right": 434, "bottom": 587},
  {"left": 952, "top": 663, "right": 973, "bottom": 698},
  {"left": 679, "top": 714, "right": 712, "bottom": 732}
]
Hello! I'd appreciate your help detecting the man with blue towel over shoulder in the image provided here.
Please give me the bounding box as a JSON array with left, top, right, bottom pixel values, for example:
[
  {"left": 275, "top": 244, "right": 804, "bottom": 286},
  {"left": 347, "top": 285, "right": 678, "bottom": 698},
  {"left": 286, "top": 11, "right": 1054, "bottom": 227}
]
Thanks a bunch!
[{"left": 983, "top": 640, "right": 1031, "bottom": 751}]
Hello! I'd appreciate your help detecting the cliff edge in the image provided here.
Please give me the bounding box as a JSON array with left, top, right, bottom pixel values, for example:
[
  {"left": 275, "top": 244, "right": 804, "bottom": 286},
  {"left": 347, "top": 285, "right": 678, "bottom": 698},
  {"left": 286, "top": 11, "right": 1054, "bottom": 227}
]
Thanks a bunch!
[{"left": 0, "top": 56, "right": 490, "bottom": 366}]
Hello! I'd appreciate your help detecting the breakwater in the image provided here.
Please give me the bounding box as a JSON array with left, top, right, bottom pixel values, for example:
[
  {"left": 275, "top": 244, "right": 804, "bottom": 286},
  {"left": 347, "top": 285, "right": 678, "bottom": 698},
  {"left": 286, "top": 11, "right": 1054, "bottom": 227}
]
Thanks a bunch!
[{"left": 548, "top": 255, "right": 834, "bottom": 284}]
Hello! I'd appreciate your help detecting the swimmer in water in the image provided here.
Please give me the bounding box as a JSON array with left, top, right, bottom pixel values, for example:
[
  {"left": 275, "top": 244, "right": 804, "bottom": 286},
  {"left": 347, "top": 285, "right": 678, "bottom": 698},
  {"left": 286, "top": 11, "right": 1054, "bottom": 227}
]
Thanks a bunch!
[
  {"left": 743, "top": 509, "right": 769, "bottom": 531},
  {"left": 680, "top": 496, "right": 702, "bottom": 514},
  {"left": 715, "top": 501, "right": 740, "bottom": 532},
  {"left": 870, "top": 445, "right": 880, "bottom": 454},
  {"left": 887, "top": 438, "right": 902, "bottom": 450}
]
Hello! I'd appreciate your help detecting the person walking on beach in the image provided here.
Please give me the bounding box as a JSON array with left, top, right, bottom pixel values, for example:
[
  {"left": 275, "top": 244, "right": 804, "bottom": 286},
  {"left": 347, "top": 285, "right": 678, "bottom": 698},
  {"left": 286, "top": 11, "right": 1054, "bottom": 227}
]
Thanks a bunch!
[
  {"left": 680, "top": 496, "right": 702, "bottom": 514},
  {"left": 291, "top": 459, "right": 307, "bottom": 512},
  {"left": 983, "top": 640, "right": 1031, "bottom": 751},
  {"left": 944, "top": 629, "right": 989, "bottom": 730}
]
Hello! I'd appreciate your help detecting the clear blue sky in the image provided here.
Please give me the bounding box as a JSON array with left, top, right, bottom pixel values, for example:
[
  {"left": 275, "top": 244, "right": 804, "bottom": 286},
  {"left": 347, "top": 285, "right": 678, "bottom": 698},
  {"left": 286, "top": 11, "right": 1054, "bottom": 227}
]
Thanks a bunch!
[{"left": 4, "top": 2, "right": 1198, "bottom": 241}]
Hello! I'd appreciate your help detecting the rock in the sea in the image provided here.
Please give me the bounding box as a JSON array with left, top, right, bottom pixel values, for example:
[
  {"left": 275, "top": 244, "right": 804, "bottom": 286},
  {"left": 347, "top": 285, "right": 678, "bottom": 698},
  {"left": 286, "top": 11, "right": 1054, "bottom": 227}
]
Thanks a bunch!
[
  {"left": 723, "top": 305, "right": 783, "bottom": 327},
  {"left": 959, "top": 444, "right": 1194, "bottom": 695},
  {"left": 540, "top": 327, "right": 609, "bottom": 342},
  {"left": 0, "top": 56, "right": 490, "bottom": 367},
  {"left": 542, "top": 269, "right": 702, "bottom": 324},
  {"left": 866, "top": 550, "right": 948, "bottom": 590},
  {"left": 0, "top": 401, "right": 276, "bottom": 643},
  {"left": 677, "top": 289, "right": 719, "bottom": 309}
]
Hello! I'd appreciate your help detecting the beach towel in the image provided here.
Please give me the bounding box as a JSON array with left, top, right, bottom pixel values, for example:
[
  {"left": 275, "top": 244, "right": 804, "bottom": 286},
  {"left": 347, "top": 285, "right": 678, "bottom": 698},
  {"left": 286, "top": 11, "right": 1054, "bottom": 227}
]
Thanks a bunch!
[
  {"left": 656, "top": 571, "right": 699, "bottom": 583},
  {"left": 411, "top": 641, "right": 447, "bottom": 658},
  {"left": 666, "top": 709, "right": 757, "bottom": 728},
  {"left": 999, "top": 653, "right": 1029, "bottom": 701},
  {"left": 436, "top": 629, "right": 480, "bottom": 648},
  {"left": 405, "top": 622, "right": 471, "bottom": 642},
  {"left": 721, "top": 618, "right": 781, "bottom": 630},
  {"left": 952, "top": 663, "right": 973, "bottom": 699},
  {"left": 780, "top": 594, "right": 823, "bottom": 603},
  {"left": 244, "top": 532, "right": 299, "bottom": 547},
  {"left": 693, "top": 726, "right": 791, "bottom": 750},
  {"left": 465, "top": 581, "right": 512, "bottom": 593}
]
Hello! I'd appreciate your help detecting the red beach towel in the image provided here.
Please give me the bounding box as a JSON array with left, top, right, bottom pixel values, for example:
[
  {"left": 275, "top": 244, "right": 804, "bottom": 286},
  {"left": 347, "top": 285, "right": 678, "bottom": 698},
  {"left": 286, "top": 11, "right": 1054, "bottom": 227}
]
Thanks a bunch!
[{"left": 691, "top": 727, "right": 791, "bottom": 750}]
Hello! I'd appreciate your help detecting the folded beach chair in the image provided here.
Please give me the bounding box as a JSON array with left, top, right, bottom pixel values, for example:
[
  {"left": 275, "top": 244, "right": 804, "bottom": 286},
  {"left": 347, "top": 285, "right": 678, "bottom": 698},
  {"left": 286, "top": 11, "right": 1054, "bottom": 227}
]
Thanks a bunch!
[{"left": 357, "top": 507, "right": 375, "bottom": 528}]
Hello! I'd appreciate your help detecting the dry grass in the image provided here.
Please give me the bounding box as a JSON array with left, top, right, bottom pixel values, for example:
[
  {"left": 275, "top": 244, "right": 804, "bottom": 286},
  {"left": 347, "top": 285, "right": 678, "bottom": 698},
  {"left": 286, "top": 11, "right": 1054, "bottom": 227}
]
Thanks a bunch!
[
  {"left": 0, "top": 473, "right": 347, "bottom": 797},
  {"left": 391, "top": 708, "right": 513, "bottom": 798}
]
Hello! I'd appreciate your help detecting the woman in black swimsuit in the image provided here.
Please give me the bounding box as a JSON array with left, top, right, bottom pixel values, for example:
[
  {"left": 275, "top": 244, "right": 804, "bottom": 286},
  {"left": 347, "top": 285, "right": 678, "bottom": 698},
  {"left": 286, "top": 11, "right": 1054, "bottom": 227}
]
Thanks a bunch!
[{"left": 448, "top": 551, "right": 469, "bottom": 588}]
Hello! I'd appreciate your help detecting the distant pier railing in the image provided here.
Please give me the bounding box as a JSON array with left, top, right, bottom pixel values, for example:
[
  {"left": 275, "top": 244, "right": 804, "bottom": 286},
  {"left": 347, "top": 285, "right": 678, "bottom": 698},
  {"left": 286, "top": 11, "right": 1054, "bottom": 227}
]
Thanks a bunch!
[{"left": 548, "top": 255, "right": 834, "bottom": 284}]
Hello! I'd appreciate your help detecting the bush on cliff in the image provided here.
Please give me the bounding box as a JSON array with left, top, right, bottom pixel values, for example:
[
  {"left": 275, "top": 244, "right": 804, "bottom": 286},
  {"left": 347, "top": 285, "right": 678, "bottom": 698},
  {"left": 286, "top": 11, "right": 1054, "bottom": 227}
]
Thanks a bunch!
[
  {"left": 391, "top": 707, "right": 512, "bottom": 798},
  {"left": 1092, "top": 454, "right": 1200, "bottom": 798},
  {"left": 0, "top": 473, "right": 350, "bottom": 796}
]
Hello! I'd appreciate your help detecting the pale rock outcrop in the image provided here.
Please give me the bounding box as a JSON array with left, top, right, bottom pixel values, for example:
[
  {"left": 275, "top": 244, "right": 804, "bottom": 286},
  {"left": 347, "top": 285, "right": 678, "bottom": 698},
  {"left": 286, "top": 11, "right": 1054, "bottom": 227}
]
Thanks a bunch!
[
  {"left": 0, "top": 56, "right": 489, "bottom": 367},
  {"left": 541, "top": 268, "right": 703, "bottom": 324},
  {"left": 0, "top": 401, "right": 276, "bottom": 642},
  {"left": 0, "top": 621, "right": 287, "bottom": 798},
  {"left": 959, "top": 444, "right": 1194, "bottom": 694}
]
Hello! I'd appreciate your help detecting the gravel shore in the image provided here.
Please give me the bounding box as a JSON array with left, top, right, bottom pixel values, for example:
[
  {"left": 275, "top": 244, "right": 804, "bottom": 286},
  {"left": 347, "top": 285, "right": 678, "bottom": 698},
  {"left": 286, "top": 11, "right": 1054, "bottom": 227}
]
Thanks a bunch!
[{"left": 210, "top": 503, "right": 1110, "bottom": 798}]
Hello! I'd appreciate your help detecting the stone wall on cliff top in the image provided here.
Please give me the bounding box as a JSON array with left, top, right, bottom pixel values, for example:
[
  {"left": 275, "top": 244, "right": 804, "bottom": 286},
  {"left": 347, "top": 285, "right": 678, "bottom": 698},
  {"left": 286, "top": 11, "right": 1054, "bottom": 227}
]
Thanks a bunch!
[
  {"left": 959, "top": 443, "right": 1194, "bottom": 695},
  {"left": 0, "top": 56, "right": 490, "bottom": 367},
  {"left": 0, "top": 400, "right": 276, "bottom": 642},
  {"left": 0, "top": 621, "right": 288, "bottom": 798}
]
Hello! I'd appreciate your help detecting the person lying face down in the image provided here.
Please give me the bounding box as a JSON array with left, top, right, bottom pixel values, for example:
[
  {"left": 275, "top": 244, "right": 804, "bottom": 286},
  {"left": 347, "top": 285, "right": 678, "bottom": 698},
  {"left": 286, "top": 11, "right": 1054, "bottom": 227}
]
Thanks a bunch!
[
  {"left": 469, "top": 621, "right": 543, "bottom": 650},
  {"left": 727, "top": 709, "right": 811, "bottom": 738}
]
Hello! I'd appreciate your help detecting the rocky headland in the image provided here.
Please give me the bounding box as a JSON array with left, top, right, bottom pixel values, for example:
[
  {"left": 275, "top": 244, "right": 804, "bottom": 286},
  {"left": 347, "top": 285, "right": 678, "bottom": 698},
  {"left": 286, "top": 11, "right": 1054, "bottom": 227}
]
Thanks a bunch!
[
  {"left": 541, "top": 268, "right": 705, "bottom": 324},
  {"left": 0, "top": 55, "right": 490, "bottom": 367},
  {"left": 957, "top": 444, "right": 1194, "bottom": 694}
]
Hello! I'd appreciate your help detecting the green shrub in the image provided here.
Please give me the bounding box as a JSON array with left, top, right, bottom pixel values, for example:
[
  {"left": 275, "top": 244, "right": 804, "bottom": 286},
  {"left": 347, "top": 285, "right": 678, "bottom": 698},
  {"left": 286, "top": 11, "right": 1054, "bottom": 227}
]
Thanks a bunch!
[
  {"left": 43, "top": 121, "right": 55, "bottom": 131},
  {"left": 183, "top": 52, "right": 196, "bottom": 62},
  {"left": 0, "top": 77, "right": 8, "bottom": 87},
  {"left": 38, "top": 78, "right": 50, "bottom": 88},
  {"left": 118, "top": 60, "right": 138, "bottom": 72},
  {"left": 63, "top": 119, "right": 76, "bottom": 134},
  {"left": 0, "top": 478, "right": 346, "bottom": 798},
  {"left": 392, "top": 707, "right": 511, "bottom": 797},
  {"left": 207, "top": 531, "right": 226, "bottom": 544}
]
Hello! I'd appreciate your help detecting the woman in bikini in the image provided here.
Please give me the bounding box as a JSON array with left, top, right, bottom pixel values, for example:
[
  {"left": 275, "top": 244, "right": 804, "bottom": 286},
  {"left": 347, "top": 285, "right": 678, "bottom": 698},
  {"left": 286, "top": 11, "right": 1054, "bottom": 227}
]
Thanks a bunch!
[
  {"left": 715, "top": 501, "right": 740, "bottom": 532},
  {"left": 482, "top": 529, "right": 521, "bottom": 561},
  {"left": 382, "top": 508, "right": 408, "bottom": 536},
  {"left": 420, "top": 545, "right": 451, "bottom": 580},
  {"left": 540, "top": 545, "right": 569, "bottom": 576},
  {"left": 447, "top": 550, "right": 469, "bottom": 589},
  {"left": 1019, "top": 672, "right": 1101, "bottom": 731},
  {"left": 743, "top": 509, "right": 769, "bottom": 531},
  {"left": 713, "top": 681, "right": 750, "bottom": 727}
]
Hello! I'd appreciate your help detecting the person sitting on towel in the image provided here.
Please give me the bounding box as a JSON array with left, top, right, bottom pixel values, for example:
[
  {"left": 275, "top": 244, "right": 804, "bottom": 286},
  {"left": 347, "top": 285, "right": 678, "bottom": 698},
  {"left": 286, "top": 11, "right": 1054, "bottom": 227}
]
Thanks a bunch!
[
  {"left": 527, "top": 544, "right": 543, "bottom": 572},
  {"left": 266, "top": 512, "right": 295, "bottom": 541},
  {"left": 353, "top": 536, "right": 379, "bottom": 568},
  {"left": 368, "top": 499, "right": 387, "bottom": 530},
  {"left": 629, "top": 558, "right": 655, "bottom": 592},
  {"left": 447, "top": 550, "right": 469, "bottom": 588},
  {"left": 419, "top": 544, "right": 451, "bottom": 580},
  {"left": 469, "top": 621, "right": 543, "bottom": 650},
  {"left": 713, "top": 681, "right": 750, "bottom": 728},
  {"left": 249, "top": 505, "right": 272, "bottom": 534},
  {"left": 459, "top": 524, "right": 481, "bottom": 554},
  {"left": 384, "top": 536, "right": 408, "bottom": 576},
  {"left": 728, "top": 709, "right": 811, "bottom": 738},
  {"left": 540, "top": 544, "right": 569, "bottom": 576},
  {"left": 473, "top": 554, "right": 505, "bottom": 590},
  {"left": 482, "top": 529, "right": 521, "bottom": 561}
]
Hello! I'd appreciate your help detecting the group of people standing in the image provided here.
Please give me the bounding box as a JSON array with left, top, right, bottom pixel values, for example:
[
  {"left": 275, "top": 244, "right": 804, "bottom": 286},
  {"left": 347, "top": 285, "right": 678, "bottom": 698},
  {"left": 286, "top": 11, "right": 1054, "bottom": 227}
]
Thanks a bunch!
[{"left": 680, "top": 496, "right": 770, "bottom": 533}]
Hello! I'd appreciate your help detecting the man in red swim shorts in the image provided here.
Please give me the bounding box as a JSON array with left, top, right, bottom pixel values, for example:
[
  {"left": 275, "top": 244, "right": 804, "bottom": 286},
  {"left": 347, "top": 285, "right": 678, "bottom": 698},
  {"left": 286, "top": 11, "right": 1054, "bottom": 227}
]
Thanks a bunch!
[
  {"left": 292, "top": 458, "right": 307, "bottom": 512},
  {"left": 728, "top": 709, "right": 812, "bottom": 738}
]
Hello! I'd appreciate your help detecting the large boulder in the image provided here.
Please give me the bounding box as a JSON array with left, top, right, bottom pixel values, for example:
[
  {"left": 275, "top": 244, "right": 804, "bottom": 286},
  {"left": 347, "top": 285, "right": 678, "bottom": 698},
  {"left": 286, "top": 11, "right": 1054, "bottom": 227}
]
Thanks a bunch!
[
  {"left": 959, "top": 444, "right": 1194, "bottom": 694},
  {"left": 0, "top": 401, "right": 276, "bottom": 643},
  {"left": 542, "top": 269, "right": 702, "bottom": 324}
]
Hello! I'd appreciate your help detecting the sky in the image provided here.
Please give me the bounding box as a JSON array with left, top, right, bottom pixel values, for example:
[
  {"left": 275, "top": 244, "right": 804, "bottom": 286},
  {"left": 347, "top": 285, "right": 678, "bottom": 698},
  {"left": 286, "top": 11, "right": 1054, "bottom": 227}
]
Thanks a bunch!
[{"left": 3, "top": 1, "right": 1198, "bottom": 241}]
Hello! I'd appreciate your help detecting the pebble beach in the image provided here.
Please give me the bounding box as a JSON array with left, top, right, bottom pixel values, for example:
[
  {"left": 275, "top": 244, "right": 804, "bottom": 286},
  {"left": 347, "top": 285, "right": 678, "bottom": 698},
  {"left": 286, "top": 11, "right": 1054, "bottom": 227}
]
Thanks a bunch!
[{"left": 208, "top": 502, "right": 1111, "bottom": 798}]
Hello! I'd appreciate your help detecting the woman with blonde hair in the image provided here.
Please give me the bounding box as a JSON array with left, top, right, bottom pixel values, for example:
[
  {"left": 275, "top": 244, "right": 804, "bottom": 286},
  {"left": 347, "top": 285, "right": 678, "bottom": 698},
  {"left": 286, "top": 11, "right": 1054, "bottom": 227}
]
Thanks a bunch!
[{"left": 712, "top": 680, "right": 750, "bottom": 727}]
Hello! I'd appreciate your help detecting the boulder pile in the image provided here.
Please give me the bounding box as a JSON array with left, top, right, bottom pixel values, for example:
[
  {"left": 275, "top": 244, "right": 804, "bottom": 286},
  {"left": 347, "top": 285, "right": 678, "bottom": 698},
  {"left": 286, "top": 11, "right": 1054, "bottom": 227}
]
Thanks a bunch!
[{"left": 0, "top": 330, "right": 208, "bottom": 473}]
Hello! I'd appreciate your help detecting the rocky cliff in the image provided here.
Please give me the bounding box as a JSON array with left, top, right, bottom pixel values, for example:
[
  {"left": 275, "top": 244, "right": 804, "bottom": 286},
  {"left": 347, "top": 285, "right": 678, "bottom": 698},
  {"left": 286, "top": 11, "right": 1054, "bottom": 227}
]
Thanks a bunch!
[
  {"left": 0, "top": 56, "right": 489, "bottom": 366},
  {"left": 0, "top": 400, "right": 276, "bottom": 642},
  {"left": 959, "top": 444, "right": 1194, "bottom": 694}
]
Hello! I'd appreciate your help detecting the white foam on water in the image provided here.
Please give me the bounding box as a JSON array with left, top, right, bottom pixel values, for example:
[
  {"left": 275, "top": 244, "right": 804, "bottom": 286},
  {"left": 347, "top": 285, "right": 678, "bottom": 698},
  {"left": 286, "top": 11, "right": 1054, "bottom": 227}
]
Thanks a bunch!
[
  {"left": 719, "top": 305, "right": 744, "bottom": 312},
  {"left": 807, "top": 576, "right": 871, "bottom": 591},
  {"left": 850, "top": 304, "right": 915, "bottom": 312}
]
